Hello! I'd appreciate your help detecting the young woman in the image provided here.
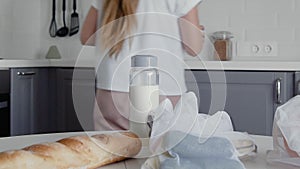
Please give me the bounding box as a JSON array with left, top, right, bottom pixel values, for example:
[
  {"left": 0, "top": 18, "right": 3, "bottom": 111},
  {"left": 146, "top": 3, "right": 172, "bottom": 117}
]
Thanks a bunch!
[{"left": 81, "top": 0, "right": 205, "bottom": 131}]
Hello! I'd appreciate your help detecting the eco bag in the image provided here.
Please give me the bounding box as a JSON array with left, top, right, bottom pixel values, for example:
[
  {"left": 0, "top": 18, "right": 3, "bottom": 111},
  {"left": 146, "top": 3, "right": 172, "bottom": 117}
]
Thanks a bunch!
[{"left": 267, "top": 95, "right": 300, "bottom": 167}]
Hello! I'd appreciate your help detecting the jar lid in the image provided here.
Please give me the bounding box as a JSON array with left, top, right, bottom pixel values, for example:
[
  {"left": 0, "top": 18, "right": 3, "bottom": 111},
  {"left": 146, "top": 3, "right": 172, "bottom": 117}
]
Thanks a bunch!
[
  {"left": 131, "top": 55, "right": 158, "bottom": 67},
  {"left": 211, "top": 31, "right": 234, "bottom": 40}
]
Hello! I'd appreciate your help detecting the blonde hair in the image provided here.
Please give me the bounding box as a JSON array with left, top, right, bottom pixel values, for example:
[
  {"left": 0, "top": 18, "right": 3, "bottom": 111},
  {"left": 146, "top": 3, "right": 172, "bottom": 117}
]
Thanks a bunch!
[{"left": 101, "top": 0, "right": 139, "bottom": 57}]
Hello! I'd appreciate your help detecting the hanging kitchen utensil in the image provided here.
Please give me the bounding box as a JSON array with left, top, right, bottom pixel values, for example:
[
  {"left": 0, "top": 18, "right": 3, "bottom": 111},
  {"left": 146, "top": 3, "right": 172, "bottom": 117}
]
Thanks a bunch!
[
  {"left": 56, "top": 0, "right": 69, "bottom": 37},
  {"left": 49, "top": 0, "right": 57, "bottom": 37},
  {"left": 69, "top": 0, "right": 79, "bottom": 36}
]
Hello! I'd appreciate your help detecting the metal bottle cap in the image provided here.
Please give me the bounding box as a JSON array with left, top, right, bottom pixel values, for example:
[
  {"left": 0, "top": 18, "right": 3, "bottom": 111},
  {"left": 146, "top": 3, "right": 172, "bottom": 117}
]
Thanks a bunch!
[{"left": 131, "top": 55, "right": 158, "bottom": 67}]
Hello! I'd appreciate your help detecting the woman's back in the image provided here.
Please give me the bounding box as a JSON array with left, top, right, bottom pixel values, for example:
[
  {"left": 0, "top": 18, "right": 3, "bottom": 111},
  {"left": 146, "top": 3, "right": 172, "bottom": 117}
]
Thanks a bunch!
[
  {"left": 82, "top": 0, "right": 204, "bottom": 131},
  {"left": 94, "top": 0, "right": 202, "bottom": 94}
]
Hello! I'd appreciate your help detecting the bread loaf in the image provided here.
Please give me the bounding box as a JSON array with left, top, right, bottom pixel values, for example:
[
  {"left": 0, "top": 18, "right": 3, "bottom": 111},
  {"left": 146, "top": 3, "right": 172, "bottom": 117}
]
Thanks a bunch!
[{"left": 0, "top": 131, "right": 141, "bottom": 169}]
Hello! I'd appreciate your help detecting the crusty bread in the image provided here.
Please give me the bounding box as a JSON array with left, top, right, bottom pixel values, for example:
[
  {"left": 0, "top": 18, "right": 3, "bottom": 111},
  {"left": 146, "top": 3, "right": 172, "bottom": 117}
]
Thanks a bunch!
[{"left": 0, "top": 131, "right": 141, "bottom": 169}]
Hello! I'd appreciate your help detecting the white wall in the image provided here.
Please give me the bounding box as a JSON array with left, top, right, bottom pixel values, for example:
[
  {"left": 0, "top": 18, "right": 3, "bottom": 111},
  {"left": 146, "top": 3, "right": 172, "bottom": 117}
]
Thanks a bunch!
[
  {"left": 39, "top": 0, "right": 92, "bottom": 60},
  {"left": 0, "top": 0, "right": 92, "bottom": 59},
  {"left": 0, "top": 0, "right": 41, "bottom": 59},
  {"left": 0, "top": 0, "right": 299, "bottom": 61}
]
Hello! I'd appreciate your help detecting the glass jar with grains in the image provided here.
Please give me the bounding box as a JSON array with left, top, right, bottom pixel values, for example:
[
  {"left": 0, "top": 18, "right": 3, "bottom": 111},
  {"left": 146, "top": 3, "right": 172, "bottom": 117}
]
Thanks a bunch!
[{"left": 211, "top": 31, "right": 234, "bottom": 61}]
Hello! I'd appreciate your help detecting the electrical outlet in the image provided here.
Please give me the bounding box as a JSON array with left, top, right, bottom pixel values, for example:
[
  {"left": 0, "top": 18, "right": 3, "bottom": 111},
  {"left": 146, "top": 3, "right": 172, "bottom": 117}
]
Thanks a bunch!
[{"left": 237, "top": 41, "right": 278, "bottom": 57}]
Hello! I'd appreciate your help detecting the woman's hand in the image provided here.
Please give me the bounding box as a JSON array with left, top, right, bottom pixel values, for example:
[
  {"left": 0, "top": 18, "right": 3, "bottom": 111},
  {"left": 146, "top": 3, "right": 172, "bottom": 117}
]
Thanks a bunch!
[
  {"left": 198, "top": 25, "right": 205, "bottom": 31},
  {"left": 179, "top": 7, "right": 205, "bottom": 56}
]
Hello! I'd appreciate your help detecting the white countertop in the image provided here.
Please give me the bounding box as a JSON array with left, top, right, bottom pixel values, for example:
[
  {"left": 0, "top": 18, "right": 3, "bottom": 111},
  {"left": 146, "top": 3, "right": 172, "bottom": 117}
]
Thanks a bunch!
[
  {"left": 0, "top": 59, "right": 300, "bottom": 71},
  {"left": 184, "top": 60, "right": 300, "bottom": 71},
  {"left": 0, "top": 59, "right": 82, "bottom": 68},
  {"left": 0, "top": 132, "right": 299, "bottom": 169}
]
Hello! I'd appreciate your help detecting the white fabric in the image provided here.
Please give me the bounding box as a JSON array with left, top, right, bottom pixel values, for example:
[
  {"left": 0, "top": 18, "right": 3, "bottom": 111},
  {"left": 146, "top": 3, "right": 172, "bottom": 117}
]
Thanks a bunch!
[
  {"left": 149, "top": 93, "right": 235, "bottom": 154},
  {"left": 165, "top": 0, "right": 205, "bottom": 17},
  {"left": 277, "top": 96, "right": 300, "bottom": 155},
  {"left": 149, "top": 92, "right": 199, "bottom": 154},
  {"left": 267, "top": 95, "right": 300, "bottom": 167},
  {"left": 142, "top": 92, "right": 248, "bottom": 169},
  {"left": 92, "top": 0, "right": 202, "bottom": 95}
]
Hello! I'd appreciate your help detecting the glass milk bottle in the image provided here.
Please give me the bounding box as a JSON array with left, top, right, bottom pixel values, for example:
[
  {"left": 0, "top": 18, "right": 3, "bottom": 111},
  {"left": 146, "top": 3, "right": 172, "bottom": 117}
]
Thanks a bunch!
[{"left": 129, "top": 55, "right": 159, "bottom": 138}]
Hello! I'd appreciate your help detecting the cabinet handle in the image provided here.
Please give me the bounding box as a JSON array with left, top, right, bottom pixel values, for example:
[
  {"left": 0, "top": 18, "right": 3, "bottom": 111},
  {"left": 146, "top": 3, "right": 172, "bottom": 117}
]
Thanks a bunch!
[
  {"left": 17, "top": 72, "right": 36, "bottom": 76},
  {"left": 275, "top": 79, "right": 282, "bottom": 104}
]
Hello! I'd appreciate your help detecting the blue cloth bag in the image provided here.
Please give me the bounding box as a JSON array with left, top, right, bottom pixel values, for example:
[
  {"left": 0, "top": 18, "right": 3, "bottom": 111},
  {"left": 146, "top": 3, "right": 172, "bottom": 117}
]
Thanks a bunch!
[{"left": 160, "top": 131, "right": 245, "bottom": 169}]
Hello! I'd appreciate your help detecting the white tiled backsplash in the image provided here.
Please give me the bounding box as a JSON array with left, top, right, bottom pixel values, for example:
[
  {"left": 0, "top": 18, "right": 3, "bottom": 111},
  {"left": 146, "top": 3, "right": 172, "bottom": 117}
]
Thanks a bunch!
[
  {"left": 0, "top": 0, "right": 299, "bottom": 61},
  {"left": 199, "top": 0, "right": 300, "bottom": 61}
]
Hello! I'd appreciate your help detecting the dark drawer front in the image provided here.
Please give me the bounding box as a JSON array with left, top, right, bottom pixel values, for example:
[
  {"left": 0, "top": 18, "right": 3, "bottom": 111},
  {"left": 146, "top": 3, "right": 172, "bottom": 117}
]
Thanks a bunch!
[
  {"left": 0, "top": 70, "right": 10, "bottom": 94},
  {"left": 0, "top": 94, "right": 10, "bottom": 137}
]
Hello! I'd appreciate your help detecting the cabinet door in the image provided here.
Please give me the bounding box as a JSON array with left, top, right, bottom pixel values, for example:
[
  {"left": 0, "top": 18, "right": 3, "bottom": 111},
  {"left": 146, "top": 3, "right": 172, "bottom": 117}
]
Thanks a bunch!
[
  {"left": 33, "top": 68, "right": 52, "bottom": 134},
  {"left": 10, "top": 68, "right": 38, "bottom": 136},
  {"left": 0, "top": 70, "right": 10, "bottom": 136},
  {"left": 56, "top": 68, "right": 95, "bottom": 132},
  {"left": 185, "top": 70, "right": 293, "bottom": 136},
  {"left": 0, "top": 70, "right": 10, "bottom": 94},
  {"left": 295, "top": 72, "right": 300, "bottom": 95},
  {"left": 10, "top": 68, "right": 51, "bottom": 136},
  {"left": 0, "top": 94, "right": 10, "bottom": 137}
]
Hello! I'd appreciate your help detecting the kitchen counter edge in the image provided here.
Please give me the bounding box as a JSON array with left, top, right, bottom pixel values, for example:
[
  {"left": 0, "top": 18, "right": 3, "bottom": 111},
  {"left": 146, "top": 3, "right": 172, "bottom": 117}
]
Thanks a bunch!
[{"left": 0, "top": 59, "right": 300, "bottom": 71}]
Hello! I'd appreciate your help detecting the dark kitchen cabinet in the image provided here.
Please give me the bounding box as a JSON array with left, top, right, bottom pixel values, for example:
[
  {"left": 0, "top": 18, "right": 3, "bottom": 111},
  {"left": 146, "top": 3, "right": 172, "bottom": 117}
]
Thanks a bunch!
[
  {"left": 0, "top": 70, "right": 10, "bottom": 137},
  {"left": 10, "top": 67, "right": 95, "bottom": 136},
  {"left": 295, "top": 72, "right": 300, "bottom": 95},
  {"left": 0, "top": 70, "right": 9, "bottom": 94},
  {"left": 10, "top": 68, "right": 51, "bottom": 136},
  {"left": 185, "top": 70, "right": 294, "bottom": 136},
  {"left": 35, "top": 68, "right": 57, "bottom": 134},
  {"left": 56, "top": 68, "right": 95, "bottom": 132}
]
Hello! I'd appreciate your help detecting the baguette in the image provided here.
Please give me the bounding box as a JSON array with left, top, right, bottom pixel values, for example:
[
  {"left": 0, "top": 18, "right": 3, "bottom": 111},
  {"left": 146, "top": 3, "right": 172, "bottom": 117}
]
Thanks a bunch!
[{"left": 0, "top": 131, "right": 141, "bottom": 169}]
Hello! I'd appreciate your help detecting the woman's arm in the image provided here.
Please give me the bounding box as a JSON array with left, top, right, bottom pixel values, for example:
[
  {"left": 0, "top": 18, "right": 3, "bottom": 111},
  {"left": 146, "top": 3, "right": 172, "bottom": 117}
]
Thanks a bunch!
[
  {"left": 179, "top": 7, "right": 204, "bottom": 56},
  {"left": 80, "top": 6, "right": 98, "bottom": 46}
]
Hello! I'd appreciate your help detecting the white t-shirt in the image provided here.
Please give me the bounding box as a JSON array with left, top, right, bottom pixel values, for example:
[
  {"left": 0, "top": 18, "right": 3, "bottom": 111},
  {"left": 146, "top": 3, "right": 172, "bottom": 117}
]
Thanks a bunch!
[{"left": 92, "top": 0, "right": 202, "bottom": 95}]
